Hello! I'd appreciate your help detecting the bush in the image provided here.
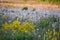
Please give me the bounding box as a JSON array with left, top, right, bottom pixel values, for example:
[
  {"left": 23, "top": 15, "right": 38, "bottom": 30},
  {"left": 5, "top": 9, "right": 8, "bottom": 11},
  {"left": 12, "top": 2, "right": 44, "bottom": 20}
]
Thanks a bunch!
[
  {"left": 22, "top": 7, "right": 28, "bottom": 10},
  {"left": 0, "top": 20, "right": 35, "bottom": 40},
  {"left": 38, "top": 15, "right": 59, "bottom": 28}
]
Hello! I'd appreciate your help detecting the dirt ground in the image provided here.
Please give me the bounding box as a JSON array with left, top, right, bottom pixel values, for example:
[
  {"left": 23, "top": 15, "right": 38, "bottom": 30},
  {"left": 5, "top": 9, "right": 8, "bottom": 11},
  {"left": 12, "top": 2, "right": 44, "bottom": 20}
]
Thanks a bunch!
[{"left": 0, "top": 1, "right": 60, "bottom": 9}]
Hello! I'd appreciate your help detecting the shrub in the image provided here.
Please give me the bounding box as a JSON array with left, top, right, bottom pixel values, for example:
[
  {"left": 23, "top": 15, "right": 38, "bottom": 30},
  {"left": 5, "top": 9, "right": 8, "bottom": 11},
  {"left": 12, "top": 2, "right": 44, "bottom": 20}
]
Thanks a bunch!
[
  {"left": 0, "top": 20, "right": 35, "bottom": 40},
  {"left": 38, "top": 15, "right": 59, "bottom": 28},
  {"left": 22, "top": 7, "right": 28, "bottom": 10},
  {"left": 1, "top": 20, "right": 35, "bottom": 33}
]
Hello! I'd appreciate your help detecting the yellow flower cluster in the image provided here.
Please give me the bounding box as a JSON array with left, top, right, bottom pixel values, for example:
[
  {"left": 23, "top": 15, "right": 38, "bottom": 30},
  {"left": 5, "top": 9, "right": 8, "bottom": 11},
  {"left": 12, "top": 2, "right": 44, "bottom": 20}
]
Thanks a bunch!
[
  {"left": 1, "top": 20, "right": 35, "bottom": 33},
  {"left": 46, "top": 28, "right": 59, "bottom": 40},
  {"left": 52, "top": 37, "right": 57, "bottom": 40},
  {"left": 18, "top": 21, "right": 35, "bottom": 33},
  {"left": 2, "top": 22, "right": 9, "bottom": 30}
]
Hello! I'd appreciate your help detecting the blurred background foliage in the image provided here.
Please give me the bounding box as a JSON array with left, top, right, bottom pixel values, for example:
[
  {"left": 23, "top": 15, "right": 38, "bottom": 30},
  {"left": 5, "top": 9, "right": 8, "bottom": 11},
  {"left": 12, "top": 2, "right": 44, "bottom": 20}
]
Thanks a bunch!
[{"left": 23, "top": 0, "right": 60, "bottom": 4}]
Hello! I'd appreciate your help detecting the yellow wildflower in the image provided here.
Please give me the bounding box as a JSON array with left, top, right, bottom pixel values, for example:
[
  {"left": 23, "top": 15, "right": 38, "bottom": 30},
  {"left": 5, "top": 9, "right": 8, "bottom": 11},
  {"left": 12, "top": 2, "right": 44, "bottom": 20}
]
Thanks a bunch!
[
  {"left": 2, "top": 20, "right": 35, "bottom": 33},
  {"left": 18, "top": 21, "right": 35, "bottom": 33},
  {"left": 52, "top": 37, "right": 57, "bottom": 40},
  {"left": 2, "top": 22, "right": 9, "bottom": 30}
]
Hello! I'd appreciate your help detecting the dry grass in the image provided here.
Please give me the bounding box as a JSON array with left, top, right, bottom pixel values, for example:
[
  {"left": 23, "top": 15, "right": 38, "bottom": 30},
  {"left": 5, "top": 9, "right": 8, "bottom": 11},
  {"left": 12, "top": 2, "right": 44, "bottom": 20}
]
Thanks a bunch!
[
  {"left": 0, "top": 0, "right": 60, "bottom": 9},
  {"left": 0, "top": 3, "right": 60, "bottom": 9}
]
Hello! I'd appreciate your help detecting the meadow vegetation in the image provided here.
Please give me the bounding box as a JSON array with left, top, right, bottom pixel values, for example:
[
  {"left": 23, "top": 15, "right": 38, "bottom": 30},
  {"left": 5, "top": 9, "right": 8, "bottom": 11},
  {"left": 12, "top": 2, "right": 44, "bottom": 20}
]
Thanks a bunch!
[{"left": 0, "top": 14, "right": 60, "bottom": 40}]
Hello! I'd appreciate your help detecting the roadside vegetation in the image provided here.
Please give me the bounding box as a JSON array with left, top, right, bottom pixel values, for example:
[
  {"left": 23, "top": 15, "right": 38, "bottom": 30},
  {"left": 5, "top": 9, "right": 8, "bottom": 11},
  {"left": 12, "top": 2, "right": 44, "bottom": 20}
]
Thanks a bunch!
[{"left": 23, "top": 0, "right": 60, "bottom": 4}]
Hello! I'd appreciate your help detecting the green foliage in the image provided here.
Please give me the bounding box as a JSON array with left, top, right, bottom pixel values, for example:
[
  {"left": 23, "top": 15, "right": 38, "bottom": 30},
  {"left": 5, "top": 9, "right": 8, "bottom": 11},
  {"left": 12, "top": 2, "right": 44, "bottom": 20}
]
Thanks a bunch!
[
  {"left": 22, "top": 7, "right": 28, "bottom": 10},
  {"left": 38, "top": 17, "right": 50, "bottom": 28},
  {"left": 0, "top": 30, "right": 13, "bottom": 40},
  {"left": 0, "top": 30, "right": 34, "bottom": 40},
  {"left": 38, "top": 15, "right": 59, "bottom": 28},
  {"left": 14, "top": 32, "right": 34, "bottom": 40},
  {"left": 0, "top": 14, "right": 3, "bottom": 28},
  {"left": 48, "top": 0, "right": 60, "bottom": 4},
  {"left": 35, "top": 0, "right": 60, "bottom": 4}
]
